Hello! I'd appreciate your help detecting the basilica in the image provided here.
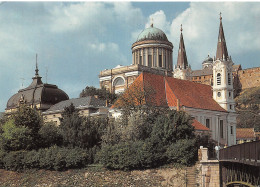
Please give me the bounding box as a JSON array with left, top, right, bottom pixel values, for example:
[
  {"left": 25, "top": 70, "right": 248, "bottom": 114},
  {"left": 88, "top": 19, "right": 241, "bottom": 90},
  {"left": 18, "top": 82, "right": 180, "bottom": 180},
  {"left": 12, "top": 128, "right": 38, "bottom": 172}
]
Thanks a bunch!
[{"left": 102, "top": 14, "right": 238, "bottom": 146}]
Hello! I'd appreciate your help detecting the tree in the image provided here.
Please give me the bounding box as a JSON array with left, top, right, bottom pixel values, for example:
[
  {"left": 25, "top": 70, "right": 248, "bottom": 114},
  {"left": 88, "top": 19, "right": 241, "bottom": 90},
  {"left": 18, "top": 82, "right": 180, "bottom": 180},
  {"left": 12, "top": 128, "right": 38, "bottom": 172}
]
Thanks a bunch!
[
  {"left": 0, "top": 106, "right": 42, "bottom": 151},
  {"left": 80, "top": 86, "right": 117, "bottom": 104},
  {"left": 59, "top": 103, "right": 107, "bottom": 149}
]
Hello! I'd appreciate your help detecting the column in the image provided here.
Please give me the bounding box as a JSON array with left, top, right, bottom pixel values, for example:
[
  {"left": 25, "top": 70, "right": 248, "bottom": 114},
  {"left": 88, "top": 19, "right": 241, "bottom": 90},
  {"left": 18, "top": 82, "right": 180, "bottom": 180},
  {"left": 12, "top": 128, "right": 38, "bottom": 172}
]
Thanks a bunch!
[
  {"left": 152, "top": 48, "right": 154, "bottom": 67},
  {"left": 142, "top": 48, "right": 144, "bottom": 66},
  {"left": 146, "top": 48, "right": 149, "bottom": 67},
  {"left": 137, "top": 49, "right": 140, "bottom": 65},
  {"left": 157, "top": 47, "right": 159, "bottom": 67},
  {"left": 162, "top": 48, "right": 164, "bottom": 68},
  {"left": 132, "top": 52, "right": 134, "bottom": 65}
]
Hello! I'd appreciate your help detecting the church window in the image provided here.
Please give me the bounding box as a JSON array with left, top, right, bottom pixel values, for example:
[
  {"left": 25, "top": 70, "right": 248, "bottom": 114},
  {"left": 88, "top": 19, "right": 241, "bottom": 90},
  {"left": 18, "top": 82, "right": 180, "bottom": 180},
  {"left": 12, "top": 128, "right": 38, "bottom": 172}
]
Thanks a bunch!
[
  {"left": 217, "top": 73, "right": 221, "bottom": 85},
  {"left": 148, "top": 55, "right": 152, "bottom": 67},
  {"left": 217, "top": 92, "right": 221, "bottom": 97},
  {"left": 206, "top": 119, "right": 210, "bottom": 129},
  {"left": 220, "top": 120, "right": 224, "bottom": 138},
  {"left": 230, "top": 126, "right": 233, "bottom": 135},
  {"left": 228, "top": 73, "right": 231, "bottom": 85},
  {"left": 229, "top": 92, "right": 231, "bottom": 98},
  {"left": 113, "top": 77, "right": 125, "bottom": 86},
  {"left": 229, "top": 105, "right": 232, "bottom": 110},
  {"left": 159, "top": 55, "right": 162, "bottom": 67}
]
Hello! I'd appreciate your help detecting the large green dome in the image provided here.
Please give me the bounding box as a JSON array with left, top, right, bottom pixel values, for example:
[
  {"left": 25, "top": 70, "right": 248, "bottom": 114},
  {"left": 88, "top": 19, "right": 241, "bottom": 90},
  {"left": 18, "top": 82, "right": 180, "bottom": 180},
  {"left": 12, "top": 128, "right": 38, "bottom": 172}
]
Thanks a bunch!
[{"left": 136, "top": 25, "right": 168, "bottom": 42}]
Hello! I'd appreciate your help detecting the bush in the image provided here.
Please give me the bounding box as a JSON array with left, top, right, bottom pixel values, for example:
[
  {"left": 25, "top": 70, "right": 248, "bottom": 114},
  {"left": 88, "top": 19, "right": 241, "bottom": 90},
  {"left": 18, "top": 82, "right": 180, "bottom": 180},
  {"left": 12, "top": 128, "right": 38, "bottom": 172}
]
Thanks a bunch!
[
  {"left": 0, "top": 119, "right": 34, "bottom": 151},
  {"left": 0, "top": 146, "right": 90, "bottom": 171},
  {"left": 166, "top": 139, "right": 197, "bottom": 166},
  {"left": 38, "top": 122, "right": 62, "bottom": 148}
]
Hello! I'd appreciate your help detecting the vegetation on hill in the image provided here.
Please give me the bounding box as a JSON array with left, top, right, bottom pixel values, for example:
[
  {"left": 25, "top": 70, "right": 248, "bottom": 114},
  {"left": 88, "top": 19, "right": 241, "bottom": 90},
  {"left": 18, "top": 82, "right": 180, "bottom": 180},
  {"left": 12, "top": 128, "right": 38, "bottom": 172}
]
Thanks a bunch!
[
  {"left": 0, "top": 101, "right": 198, "bottom": 171},
  {"left": 235, "top": 86, "right": 260, "bottom": 131}
]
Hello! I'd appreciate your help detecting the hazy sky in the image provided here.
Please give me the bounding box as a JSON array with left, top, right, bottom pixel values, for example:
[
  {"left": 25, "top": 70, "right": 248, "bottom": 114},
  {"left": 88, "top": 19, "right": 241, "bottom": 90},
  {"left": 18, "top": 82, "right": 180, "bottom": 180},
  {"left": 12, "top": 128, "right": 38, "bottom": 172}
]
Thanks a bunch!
[{"left": 1, "top": 2, "right": 260, "bottom": 112}]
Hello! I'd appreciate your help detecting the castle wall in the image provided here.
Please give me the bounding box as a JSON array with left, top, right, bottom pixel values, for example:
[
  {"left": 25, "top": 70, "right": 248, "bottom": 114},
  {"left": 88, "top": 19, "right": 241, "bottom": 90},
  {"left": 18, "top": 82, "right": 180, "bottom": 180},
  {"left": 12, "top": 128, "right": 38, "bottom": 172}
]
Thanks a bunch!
[{"left": 237, "top": 67, "right": 260, "bottom": 90}]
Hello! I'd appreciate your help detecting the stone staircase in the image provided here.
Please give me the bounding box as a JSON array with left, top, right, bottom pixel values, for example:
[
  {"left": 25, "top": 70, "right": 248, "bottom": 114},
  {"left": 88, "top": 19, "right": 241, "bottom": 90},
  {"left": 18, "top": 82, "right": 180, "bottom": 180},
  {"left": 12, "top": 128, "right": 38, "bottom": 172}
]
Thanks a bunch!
[{"left": 186, "top": 166, "right": 197, "bottom": 187}]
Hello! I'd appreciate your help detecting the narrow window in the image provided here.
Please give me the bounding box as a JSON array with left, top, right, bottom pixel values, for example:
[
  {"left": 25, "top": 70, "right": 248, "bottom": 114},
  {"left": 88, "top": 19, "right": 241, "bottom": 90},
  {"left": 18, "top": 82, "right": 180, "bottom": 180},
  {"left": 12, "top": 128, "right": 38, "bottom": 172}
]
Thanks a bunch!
[
  {"left": 229, "top": 92, "right": 231, "bottom": 98},
  {"left": 148, "top": 55, "right": 152, "bottom": 67},
  {"left": 139, "top": 56, "right": 142, "bottom": 65},
  {"left": 206, "top": 119, "right": 210, "bottom": 129},
  {"left": 159, "top": 55, "right": 162, "bottom": 67},
  {"left": 230, "top": 105, "right": 232, "bottom": 110},
  {"left": 220, "top": 120, "right": 224, "bottom": 138},
  {"left": 228, "top": 73, "right": 231, "bottom": 85},
  {"left": 230, "top": 126, "right": 233, "bottom": 135},
  {"left": 217, "top": 73, "right": 221, "bottom": 85}
]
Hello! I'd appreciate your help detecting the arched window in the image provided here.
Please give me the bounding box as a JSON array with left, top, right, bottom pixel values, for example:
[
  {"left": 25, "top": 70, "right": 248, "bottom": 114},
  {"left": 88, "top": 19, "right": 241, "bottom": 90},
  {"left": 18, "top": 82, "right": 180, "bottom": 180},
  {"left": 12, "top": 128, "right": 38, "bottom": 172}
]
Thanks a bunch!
[
  {"left": 113, "top": 77, "right": 125, "bottom": 86},
  {"left": 217, "top": 73, "right": 221, "bottom": 85}
]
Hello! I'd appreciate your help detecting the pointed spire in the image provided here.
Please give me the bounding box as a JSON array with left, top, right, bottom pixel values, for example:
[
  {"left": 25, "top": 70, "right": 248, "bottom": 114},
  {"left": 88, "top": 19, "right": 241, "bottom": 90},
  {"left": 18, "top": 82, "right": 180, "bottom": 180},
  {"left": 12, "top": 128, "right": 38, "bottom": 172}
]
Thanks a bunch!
[
  {"left": 35, "top": 54, "right": 39, "bottom": 77},
  {"left": 216, "top": 12, "right": 229, "bottom": 61},
  {"left": 32, "top": 53, "right": 43, "bottom": 85},
  {"left": 177, "top": 24, "right": 188, "bottom": 69}
]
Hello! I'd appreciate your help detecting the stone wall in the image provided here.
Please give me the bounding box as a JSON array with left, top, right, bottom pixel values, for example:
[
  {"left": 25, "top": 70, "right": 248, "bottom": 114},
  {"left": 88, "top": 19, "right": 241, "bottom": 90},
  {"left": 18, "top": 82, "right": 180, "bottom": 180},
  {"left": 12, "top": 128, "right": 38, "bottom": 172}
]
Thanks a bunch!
[
  {"left": 237, "top": 67, "right": 260, "bottom": 90},
  {"left": 197, "top": 147, "right": 220, "bottom": 187}
]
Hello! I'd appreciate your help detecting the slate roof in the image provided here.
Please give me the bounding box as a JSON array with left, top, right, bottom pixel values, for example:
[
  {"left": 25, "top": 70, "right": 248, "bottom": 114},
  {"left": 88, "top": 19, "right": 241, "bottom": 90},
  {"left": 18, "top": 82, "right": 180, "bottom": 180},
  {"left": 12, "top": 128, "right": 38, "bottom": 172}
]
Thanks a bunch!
[
  {"left": 113, "top": 72, "right": 227, "bottom": 112},
  {"left": 44, "top": 96, "right": 106, "bottom": 113},
  {"left": 6, "top": 67, "right": 68, "bottom": 110},
  {"left": 192, "top": 119, "right": 210, "bottom": 131},
  {"left": 236, "top": 128, "right": 256, "bottom": 139}
]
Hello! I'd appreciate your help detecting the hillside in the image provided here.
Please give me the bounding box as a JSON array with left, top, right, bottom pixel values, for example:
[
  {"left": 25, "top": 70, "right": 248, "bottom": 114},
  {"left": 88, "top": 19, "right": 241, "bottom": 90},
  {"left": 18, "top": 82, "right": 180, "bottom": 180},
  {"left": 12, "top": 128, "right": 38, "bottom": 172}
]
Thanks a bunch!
[
  {"left": 235, "top": 86, "right": 260, "bottom": 131},
  {"left": 0, "top": 165, "right": 187, "bottom": 187}
]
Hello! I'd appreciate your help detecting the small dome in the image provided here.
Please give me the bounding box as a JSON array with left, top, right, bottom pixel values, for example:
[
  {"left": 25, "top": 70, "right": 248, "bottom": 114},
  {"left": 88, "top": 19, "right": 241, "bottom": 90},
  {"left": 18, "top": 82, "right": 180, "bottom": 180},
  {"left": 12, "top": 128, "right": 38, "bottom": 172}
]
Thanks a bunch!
[
  {"left": 136, "top": 25, "right": 168, "bottom": 42},
  {"left": 6, "top": 67, "right": 69, "bottom": 111},
  {"left": 202, "top": 55, "right": 213, "bottom": 64}
]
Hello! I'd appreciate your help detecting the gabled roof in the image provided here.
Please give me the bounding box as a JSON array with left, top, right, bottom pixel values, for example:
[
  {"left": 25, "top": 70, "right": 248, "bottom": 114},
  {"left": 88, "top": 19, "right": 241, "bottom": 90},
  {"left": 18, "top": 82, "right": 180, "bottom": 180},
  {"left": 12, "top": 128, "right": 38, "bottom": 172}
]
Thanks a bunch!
[
  {"left": 113, "top": 72, "right": 227, "bottom": 112},
  {"left": 236, "top": 128, "right": 256, "bottom": 139},
  {"left": 44, "top": 96, "right": 106, "bottom": 113},
  {"left": 191, "top": 68, "right": 213, "bottom": 77},
  {"left": 192, "top": 119, "right": 210, "bottom": 131}
]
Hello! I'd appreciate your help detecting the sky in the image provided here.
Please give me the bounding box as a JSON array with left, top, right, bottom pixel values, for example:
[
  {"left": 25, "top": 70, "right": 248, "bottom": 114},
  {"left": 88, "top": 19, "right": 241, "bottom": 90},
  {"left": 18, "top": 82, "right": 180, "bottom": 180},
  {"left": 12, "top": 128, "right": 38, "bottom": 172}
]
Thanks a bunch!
[{"left": 0, "top": 2, "right": 260, "bottom": 112}]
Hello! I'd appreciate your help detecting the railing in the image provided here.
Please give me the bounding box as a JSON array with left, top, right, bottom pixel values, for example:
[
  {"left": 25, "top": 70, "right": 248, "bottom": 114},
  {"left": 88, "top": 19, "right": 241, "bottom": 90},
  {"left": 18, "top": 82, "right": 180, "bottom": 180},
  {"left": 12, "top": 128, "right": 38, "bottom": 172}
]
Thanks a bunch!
[{"left": 219, "top": 140, "right": 260, "bottom": 166}]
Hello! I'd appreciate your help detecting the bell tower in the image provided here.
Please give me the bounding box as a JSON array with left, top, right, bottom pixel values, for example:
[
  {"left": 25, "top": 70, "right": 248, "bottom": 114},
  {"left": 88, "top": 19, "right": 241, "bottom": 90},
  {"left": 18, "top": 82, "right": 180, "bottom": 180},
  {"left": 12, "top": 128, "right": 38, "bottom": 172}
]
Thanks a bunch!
[{"left": 213, "top": 13, "right": 235, "bottom": 112}]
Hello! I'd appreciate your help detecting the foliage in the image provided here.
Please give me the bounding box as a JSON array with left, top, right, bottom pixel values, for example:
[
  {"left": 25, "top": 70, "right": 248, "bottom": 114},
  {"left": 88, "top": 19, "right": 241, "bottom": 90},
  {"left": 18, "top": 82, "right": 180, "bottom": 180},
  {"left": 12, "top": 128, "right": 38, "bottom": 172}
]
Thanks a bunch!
[
  {"left": 97, "top": 141, "right": 155, "bottom": 170},
  {"left": 166, "top": 139, "right": 197, "bottom": 166},
  {"left": 235, "top": 86, "right": 260, "bottom": 131},
  {"left": 13, "top": 105, "right": 42, "bottom": 134},
  {"left": 80, "top": 86, "right": 117, "bottom": 104},
  {"left": 0, "top": 146, "right": 90, "bottom": 171},
  {"left": 38, "top": 122, "right": 63, "bottom": 148},
  {"left": 59, "top": 103, "right": 107, "bottom": 149},
  {"left": 0, "top": 119, "right": 34, "bottom": 151},
  {"left": 0, "top": 106, "right": 42, "bottom": 151},
  {"left": 99, "top": 109, "right": 197, "bottom": 170}
]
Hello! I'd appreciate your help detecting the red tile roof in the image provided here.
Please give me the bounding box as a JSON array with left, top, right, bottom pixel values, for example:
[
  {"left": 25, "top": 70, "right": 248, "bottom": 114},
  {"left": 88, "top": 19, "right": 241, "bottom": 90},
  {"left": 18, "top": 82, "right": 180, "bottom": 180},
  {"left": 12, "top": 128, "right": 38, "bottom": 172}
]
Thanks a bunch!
[
  {"left": 236, "top": 128, "right": 256, "bottom": 139},
  {"left": 112, "top": 72, "right": 227, "bottom": 112},
  {"left": 192, "top": 119, "right": 210, "bottom": 131}
]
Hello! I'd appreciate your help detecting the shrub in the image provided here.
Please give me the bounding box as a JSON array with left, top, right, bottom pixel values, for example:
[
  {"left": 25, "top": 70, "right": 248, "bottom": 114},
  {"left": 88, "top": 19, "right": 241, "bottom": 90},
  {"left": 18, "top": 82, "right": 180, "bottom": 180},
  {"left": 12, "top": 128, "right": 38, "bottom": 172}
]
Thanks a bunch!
[
  {"left": 38, "top": 122, "right": 62, "bottom": 148},
  {"left": 0, "top": 146, "right": 90, "bottom": 171},
  {"left": 0, "top": 119, "right": 34, "bottom": 151},
  {"left": 166, "top": 139, "right": 197, "bottom": 166}
]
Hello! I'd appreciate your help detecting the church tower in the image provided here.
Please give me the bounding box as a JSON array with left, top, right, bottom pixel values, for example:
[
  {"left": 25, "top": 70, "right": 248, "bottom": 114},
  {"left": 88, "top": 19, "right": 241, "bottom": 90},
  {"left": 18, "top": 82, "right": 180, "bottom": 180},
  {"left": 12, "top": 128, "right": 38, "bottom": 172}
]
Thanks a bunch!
[
  {"left": 212, "top": 13, "right": 235, "bottom": 112},
  {"left": 174, "top": 25, "right": 191, "bottom": 80}
]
